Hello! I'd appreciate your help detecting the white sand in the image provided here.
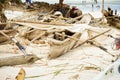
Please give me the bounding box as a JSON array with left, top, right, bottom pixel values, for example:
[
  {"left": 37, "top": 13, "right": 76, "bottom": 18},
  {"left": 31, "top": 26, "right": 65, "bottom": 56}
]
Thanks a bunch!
[{"left": 1, "top": 10, "right": 120, "bottom": 80}]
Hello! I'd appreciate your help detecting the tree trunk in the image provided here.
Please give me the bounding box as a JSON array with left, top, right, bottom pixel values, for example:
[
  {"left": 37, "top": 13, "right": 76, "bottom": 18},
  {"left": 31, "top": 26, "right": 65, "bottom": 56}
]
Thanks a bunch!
[{"left": 102, "top": 0, "right": 104, "bottom": 13}]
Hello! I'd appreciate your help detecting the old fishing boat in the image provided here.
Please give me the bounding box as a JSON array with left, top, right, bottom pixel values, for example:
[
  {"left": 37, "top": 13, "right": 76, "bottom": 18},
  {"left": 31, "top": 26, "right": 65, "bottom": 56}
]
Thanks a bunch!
[{"left": 47, "top": 29, "right": 81, "bottom": 59}]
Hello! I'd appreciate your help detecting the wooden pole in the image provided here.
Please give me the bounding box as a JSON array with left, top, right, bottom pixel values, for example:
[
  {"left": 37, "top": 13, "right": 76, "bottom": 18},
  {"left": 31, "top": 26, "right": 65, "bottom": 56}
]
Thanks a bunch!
[
  {"left": 102, "top": 0, "right": 104, "bottom": 13},
  {"left": 59, "top": 0, "right": 64, "bottom": 10},
  {"left": 102, "top": 0, "right": 105, "bottom": 24},
  {"left": 11, "top": 19, "right": 71, "bottom": 26},
  {"left": 31, "top": 32, "right": 46, "bottom": 42},
  {"left": 75, "top": 29, "right": 111, "bottom": 47}
]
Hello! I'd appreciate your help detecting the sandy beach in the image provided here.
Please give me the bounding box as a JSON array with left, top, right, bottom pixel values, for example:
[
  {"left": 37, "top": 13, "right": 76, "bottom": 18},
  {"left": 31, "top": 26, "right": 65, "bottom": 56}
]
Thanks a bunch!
[{"left": 0, "top": 1, "right": 120, "bottom": 80}]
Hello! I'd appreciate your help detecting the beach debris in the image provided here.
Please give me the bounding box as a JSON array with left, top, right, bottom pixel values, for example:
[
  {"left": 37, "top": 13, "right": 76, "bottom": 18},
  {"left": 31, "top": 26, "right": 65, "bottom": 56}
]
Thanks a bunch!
[
  {"left": 0, "top": 54, "right": 39, "bottom": 67},
  {"left": 0, "top": 3, "right": 7, "bottom": 23},
  {"left": 108, "top": 35, "right": 120, "bottom": 50},
  {"left": 47, "top": 30, "right": 81, "bottom": 59},
  {"left": 66, "top": 13, "right": 94, "bottom": 24},
  {"left": 16, "top": 68, "right": 26, "bottom": 80},
  {"left": 76, "top": 13, "right": 94, "bottom": 24},
  {"left": 31, "top": 31, "right": 46, "bottom": 42},
  {"left": 74, "top": 29, "right": 111, "bottom": 48},
  {"left": 24, "top": 29, "right": 47, "bottom": 43},
  {"left": 0, "top": 30, "right": 27, "bottom": 55},
  {"left": 68, "top": 74, "right": 80, "bottom": 80},
  {"left": 0, "top": 30, "right": 18, "bottom": 43},
  {"left": 87, "top": 40, "right": 115, "bottom": 57}
]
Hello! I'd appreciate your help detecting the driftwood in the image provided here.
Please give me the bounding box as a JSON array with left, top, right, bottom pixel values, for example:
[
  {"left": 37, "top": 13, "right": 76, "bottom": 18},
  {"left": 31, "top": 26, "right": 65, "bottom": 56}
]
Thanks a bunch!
[
  {"left": 0, "top": 54, "right": 39, "bottom": 67},
  {"left": 47, "top": 30, "right": 81, "bottom": 59},
  {"left": 24, "top": 29, "right": 46, "bottom": 41},
  {"left": 0, "top": 30, "right": 18, "bottom": 43},
  {"left": 67, "top": 15, "right": 83, "bottom": 24},
  {"left": 56, "top": 31, "right": 114, "bottom": 57}
]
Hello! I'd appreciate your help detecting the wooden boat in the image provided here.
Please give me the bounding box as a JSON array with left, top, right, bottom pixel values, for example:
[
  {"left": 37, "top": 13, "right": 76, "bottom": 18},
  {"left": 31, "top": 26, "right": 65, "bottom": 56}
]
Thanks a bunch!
[
  {"left": 0, "top": 30, "right": 18, "bottom": 43},
  {"left": 47, "top": 29, "right": 81, "bottom": 59},
  {"left": 106, "top": 16, "right": 120, "bottom": 29}
]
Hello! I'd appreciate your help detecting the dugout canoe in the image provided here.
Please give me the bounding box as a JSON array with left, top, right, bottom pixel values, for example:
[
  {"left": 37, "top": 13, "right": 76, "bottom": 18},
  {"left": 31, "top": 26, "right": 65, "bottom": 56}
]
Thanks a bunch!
[{"left": 47, "top": 29, "right": 81, "bottom": 59}]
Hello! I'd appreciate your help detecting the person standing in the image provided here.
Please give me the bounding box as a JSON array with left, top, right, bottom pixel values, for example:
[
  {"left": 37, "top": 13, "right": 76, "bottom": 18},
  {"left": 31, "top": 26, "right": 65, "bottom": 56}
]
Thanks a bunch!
[
  {"left": 25, "top": 0, "right": 32, "bottom": 9},
  {"left": 69, "top": 6, "right": 82, "bottom": 18},
  {"left": 115, "top": 9, "right": 117, "bottom": 15},
  {"left": 92, "top": 4, "right": 94, "bottom": 11}
]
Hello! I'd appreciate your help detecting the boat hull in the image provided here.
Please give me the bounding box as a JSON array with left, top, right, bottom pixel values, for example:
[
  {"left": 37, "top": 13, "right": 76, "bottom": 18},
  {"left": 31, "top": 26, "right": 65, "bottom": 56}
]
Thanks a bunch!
[{"left": 47, "top": 30, "right": 81, "bottom": 59}]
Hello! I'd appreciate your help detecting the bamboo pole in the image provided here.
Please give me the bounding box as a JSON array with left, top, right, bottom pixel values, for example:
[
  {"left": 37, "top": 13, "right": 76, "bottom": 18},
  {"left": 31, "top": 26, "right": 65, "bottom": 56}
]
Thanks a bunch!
[
  {"left": 102, "top": 0, "right": 105, "bottom": 24},
  {"left": 74, "top": 29, "right": 111, "bottom": 48}
]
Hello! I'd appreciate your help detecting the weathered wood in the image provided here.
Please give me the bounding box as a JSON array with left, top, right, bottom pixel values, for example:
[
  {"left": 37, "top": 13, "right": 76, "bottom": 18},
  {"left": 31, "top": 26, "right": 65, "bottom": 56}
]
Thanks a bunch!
[
  {"left": 31, "top": 32, "right": 46, "bottom": 42},
  {"left": 0, "top": 54, "right": 39, "bottom": 67},
  {"left": 56, "top": 31, "right": 114, "bottom": 57},
  {"left": 74, "top": 29, "right": 111, "bottom": 48},
  {"left": 11, "top": 19, "right": 71, "bottom": 26},
  {"left": 0, "top": 30, "right": 18, "bottom": 43},
  {"left": 24, "top": 29, "right": 46, "bottom": 41},
  {"left": 47, "top": 30, "right": 81, "bottom": 59},
  {"left": 55, "top": 32, "right": 81, "bottom": 41},
  {"left": 87, "top": 40, "right": 114, "bottom": 57},
  {"left": 67, "top": 15, "right": 83, "bottom": 24}
]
